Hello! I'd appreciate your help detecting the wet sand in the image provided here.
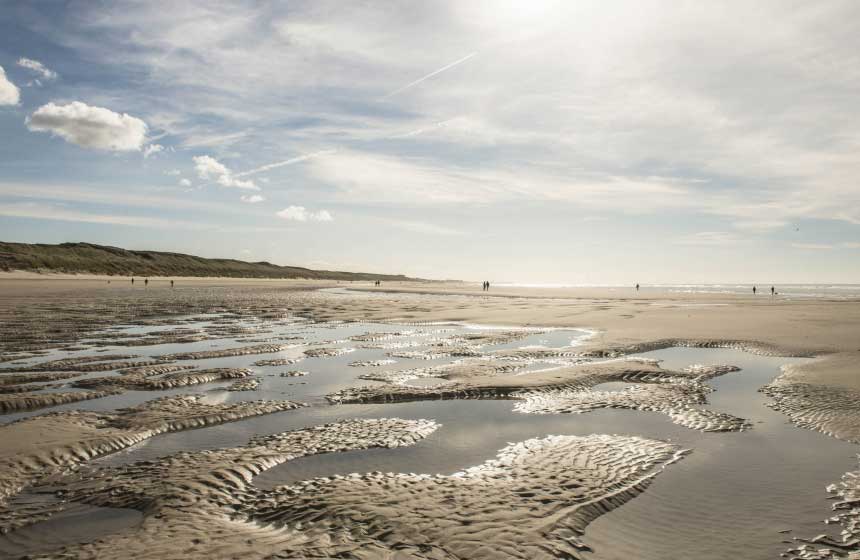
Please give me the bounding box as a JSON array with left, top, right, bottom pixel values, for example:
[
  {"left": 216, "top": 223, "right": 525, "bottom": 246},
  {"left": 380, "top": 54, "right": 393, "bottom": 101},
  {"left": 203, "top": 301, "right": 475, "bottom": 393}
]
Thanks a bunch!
[{"left": 0, "top": 275, "right": 859, "bottom": 558}]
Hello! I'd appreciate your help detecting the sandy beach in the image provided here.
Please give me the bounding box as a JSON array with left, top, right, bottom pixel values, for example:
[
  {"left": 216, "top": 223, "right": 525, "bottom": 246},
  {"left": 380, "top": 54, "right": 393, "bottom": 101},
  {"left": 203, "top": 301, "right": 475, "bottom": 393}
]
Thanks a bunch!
[{"left": 0, "top": 275, "right": 859, "bottom": 558}]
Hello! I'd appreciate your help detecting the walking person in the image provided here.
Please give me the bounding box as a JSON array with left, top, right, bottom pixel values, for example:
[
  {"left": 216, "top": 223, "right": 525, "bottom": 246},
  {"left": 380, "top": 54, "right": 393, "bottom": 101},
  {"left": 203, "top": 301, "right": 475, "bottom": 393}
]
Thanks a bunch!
[
  {"left": 131, "top": 277, "right": 134, "bottom": 285},
  {"left": 171, "top": 280, "right": 174, "bottom": 289},
  {"left": 636, "top": 283, "right": 640, "bottom": 291},
  {"left": 144, "top": 278, "right": 149, "bottom": 287},
  {"left": 771, "top": 286, "right": 775, "bottom": 296},
  {"left": 753, "top": 285, "right": 756, "bottom": 295}
]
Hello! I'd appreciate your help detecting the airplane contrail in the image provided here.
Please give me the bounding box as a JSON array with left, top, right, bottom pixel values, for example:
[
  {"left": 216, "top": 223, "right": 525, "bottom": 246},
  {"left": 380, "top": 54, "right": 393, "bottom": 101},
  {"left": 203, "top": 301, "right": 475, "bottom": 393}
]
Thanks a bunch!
[
  {"left": 388, "top": 117, "right": 460, "bottom": 139},
  {"left": 382, "top": 52, "right": 478, "bottom": 100},
  {"left": 235, "top": 149, "right": 337, "bottom": 177}
]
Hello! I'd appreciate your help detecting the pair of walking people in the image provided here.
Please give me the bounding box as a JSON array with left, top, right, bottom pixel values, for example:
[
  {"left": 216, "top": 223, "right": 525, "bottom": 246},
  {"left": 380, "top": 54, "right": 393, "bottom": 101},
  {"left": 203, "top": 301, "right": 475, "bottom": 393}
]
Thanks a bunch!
[
  {"left": 482, "top": 281, "right": 490, "bottom": 291},
  {"left": 752, "top": 286, "right": 776, "bottom": 295}
]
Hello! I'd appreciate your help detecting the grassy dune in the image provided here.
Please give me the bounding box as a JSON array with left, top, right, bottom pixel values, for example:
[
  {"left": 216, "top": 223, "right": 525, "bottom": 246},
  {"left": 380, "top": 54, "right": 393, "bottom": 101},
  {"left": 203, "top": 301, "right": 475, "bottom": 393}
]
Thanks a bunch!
[{"left": 0, "top": 242, "right": 414, "bottom": 281}]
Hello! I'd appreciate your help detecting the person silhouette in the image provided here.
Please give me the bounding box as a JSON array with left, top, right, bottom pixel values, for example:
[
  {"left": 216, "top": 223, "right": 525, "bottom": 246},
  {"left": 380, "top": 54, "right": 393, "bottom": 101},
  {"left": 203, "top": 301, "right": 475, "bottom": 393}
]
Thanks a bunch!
[
  {"left": 131, "top": 277, "right": 134, "bottom": 285},
  {"left": 171, "top": 280, "right": 174, "bottom": 288},
  {"left": 636, "top": 283, "right": 640, "bottom": 291},
  {"left": 753, "top": 286, "right": 757, "bottom": 295},
  {"left": 144, "top": 278, "right": 149, "bottom": 287}
]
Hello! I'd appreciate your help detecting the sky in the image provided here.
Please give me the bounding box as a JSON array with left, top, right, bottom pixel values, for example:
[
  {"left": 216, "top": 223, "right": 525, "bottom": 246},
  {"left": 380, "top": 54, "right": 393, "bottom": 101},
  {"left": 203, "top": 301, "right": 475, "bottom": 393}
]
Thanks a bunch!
[{"left": 1, "top": 0, "right": 859, "bottom": 284}]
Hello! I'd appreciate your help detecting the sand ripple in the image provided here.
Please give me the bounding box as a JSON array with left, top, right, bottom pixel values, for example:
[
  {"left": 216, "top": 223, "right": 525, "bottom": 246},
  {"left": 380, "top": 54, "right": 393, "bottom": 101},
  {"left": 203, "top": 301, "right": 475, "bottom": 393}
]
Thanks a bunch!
[
  {"left": 0, "top": 395, "right": 303, "bottom": 505},
  {"left": 158, "top": 343, "right": 299, "bottom": 361},
  {"left": 8, "top": 419, "right": 438, "bottom": 559},
  {"left": 6, "top": 421, "right": 685, "bottom": 560},
  {"left": 764, "top": 381, "right": 860, "bottom": 444},
  {"left": 248, "top": 434, "right": 685, "bottom": 559},
  {"left": 332, "top": 362, "right": 749, "bottom": 432},
  {"left": 0, "top": 389, "right": 123, "bottom": 414}
]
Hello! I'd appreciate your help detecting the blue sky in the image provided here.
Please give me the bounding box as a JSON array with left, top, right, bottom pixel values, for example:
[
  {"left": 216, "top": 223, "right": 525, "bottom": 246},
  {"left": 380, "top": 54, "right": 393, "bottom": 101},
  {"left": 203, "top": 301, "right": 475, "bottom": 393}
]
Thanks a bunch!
[{"left": 1, "top": 0, "right": 859, "bottom": 283}]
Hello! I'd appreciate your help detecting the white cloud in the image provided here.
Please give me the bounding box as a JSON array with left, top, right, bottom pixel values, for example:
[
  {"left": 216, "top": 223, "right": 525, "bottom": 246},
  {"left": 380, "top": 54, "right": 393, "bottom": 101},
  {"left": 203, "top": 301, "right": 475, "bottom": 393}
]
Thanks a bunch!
[
  {"left": 0, "top": 181, "right": 241, "bottom": 215},
  {"left": 0, "top": 65, "right": 20, "bottom": 105},
  {"left": 143, "top": 143, "right": 164, "bottom": 158},
  {"left": 791, "top": 243, "right": 834, "bottom": 250},
  {"left": 276, "top": 205, "right": 333, "bottom": 222},
  {"left": 307, "top": 149, "right": 693, "bottom": 210},
  {"left": 674, "top": 231, "right": 745, "bottom": 246},
  {"left": 240, "top": 194, "right": 264, "bottom": 203},
  {"left": 181, "top": 130, "right": 249, "bottom": 148},
  {"left": 386, "top": 219, "right": 464, "bottom": 236},
  {"left": 26, "top": 101, "right": 147, "bottom": 151},
  {"left": 0, "top": 201, "right": 201, "bottom": 229},
  {"left": 179, "top": 178, "right": 191, "bottom": 187},
  {"left": 192, "top": 155, "right": 259, "bottom": 190},
  {"left": 17, "top": 57, "right": 58, "bottom": 81}
]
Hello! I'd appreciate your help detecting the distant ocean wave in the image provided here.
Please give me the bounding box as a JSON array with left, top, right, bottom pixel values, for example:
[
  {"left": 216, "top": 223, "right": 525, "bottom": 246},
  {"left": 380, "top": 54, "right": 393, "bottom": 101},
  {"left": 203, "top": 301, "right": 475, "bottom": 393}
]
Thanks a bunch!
[{"left": 493, "top": 283, "right": 860, "bottom": 299}]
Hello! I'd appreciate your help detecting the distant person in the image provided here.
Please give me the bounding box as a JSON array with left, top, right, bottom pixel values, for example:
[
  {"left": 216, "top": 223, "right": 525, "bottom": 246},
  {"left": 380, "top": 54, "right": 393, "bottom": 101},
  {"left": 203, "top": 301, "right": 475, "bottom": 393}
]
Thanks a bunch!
[
  {"left": 131, "top": 277, "right": 134, "bottom": 285},
  {"left": 171, "top": 280, "right": 174, "bottom": 288},
  {"left": 753, "top": 285, "right": 756, "bottom": 295},
  {"left": 771, "top": 286, "right": 775, "bottom": 296},
  {"left": 144, "top": 278, "right": 149, "bottom": 287},
  {"left": 482, "top": 281, "right": 487, "bottom": 291},
  {"left": 636, "top": 283, "right": 640, "bottom": 291},
  {"left": 486, "top": 281, "right": 490, "bottom": 291}
]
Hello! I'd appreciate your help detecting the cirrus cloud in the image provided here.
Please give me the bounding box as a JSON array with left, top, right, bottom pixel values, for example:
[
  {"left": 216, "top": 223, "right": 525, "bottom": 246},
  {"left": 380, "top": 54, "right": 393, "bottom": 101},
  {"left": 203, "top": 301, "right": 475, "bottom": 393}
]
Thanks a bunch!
[
  {"left": 26, "top": 101, "right": 148, "bottom": 151},
  {"left": 276, "top": 205, "right": 333, "bottom": 222},
  {"left": 0, "top": 65, "right": 20, "bottom": 105},
  {"left": 17, "top": 57, "right": 58, "bottom": 82},
  {"left": 240, "top": 194, "right": 265, "bottom": 203}
]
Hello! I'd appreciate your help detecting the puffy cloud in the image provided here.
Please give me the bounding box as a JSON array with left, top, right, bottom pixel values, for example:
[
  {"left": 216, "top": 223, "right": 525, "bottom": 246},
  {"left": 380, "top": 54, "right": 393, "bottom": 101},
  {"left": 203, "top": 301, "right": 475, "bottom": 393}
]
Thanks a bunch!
[
  {"left": 192, "top": 155, "right": 258, "bottom": 190},
  {"left": 276, "top": 205, "right": 333, "bottom": 222},
  {"left": 179, "top": 178, "right": 191, "bottom": 187},
  {"left": 143, "top": 143, "right": 164, "bottom": 158},
  {"left": 0, "top": 65, "right": 20, "bottom": 105},
  {"left": 16, "top": 57, "right": 58, "bottom": 81},
  {"left": 26, "top": 101, "right": 147, "bottom": 151},
  {"left": 240, "top": 194, "right": 265, "bottom": 203}
]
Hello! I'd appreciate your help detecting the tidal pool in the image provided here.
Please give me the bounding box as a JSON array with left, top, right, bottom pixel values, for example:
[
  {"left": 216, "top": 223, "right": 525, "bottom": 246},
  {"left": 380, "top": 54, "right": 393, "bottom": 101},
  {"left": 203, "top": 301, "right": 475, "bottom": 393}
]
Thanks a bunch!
[{"left": 0, "top": 317, "right": 854, "bottom": 559}]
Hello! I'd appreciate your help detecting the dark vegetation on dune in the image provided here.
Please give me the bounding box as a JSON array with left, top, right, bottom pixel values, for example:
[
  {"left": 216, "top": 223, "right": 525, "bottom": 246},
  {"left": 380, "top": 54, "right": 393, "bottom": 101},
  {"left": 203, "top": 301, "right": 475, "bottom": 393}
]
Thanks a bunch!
[{"left": 0, "top": 241, "right": 416, "bottom": 281}]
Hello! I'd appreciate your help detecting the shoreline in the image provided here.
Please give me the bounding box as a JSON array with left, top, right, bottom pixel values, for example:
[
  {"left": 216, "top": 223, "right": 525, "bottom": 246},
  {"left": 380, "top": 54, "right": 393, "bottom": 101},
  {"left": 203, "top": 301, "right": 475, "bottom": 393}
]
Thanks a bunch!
[{"left": 2, "top": 276, "right": 858, "bottom": 389}]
